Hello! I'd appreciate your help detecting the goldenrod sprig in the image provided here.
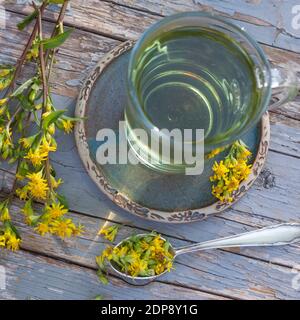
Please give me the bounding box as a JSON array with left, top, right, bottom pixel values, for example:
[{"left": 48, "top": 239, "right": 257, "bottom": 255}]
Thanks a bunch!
[
  {"left": 96, "top": 232, "right": 174, "bottom": 284},
  {"left": 210, "top": 140, "right": 252, "bottom": 203},
  {"left": 0, "top": 0, "right": 82, "bottom": 251}
]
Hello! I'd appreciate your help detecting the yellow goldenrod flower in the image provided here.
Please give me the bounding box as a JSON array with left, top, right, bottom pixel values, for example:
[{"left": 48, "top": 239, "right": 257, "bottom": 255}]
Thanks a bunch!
[
  {"left": 128, "top": 259, "right": 148, "bottom": 277},
  {"left": 16, "top": 173, "right": 25, "bottom": 181},
  {"left": 0, "top": 207, "right": 11, "bottom": 222},
  {"left": 4, "top": 230, "right": 21, "bottom": 251},
  {"left": 50, "top": 219, "right": 76, "bottom": 238},
  {"left": 48, "top": 123, "right": 56, "bottom": 135},
  {"left": 19, "top": 134, "right": 38, "bottom": 149},
  {"left": 212, "top": 160, "right": 229, "bottom": 179},
  {"left": 210, "top": 140, "right": 252, "bottom": 203},
  {"left": 50, "top": 176, "right": 62, "bottom": 189},
  {"left": 0, "top": 98, "right": 8, "bottom": 106},
  {"left": 46, "top": 202, "right": 68, "bottom": 219},
  {"left": 0, "top": 234, "right": 5, "bottom": 247},
  {"left": 4, "top": 137, "right": 12, "bottom": 147},
  {"left": 24, "top": 148, "right": 48, "bottom": 167},
  {"left": 239, "top": 148, "right": 251, "bottom": 160},
  {"left": 6, "top": 235, "right": 21, "bottom": 251},
  {"left": 154, "top": 263, "right": 165, "bottom": 275},
  {"left": 40, "top": 136, "right": 57, "bottom": 154},
  {"left": 0, "top": 106, "right": 7, "bottom": 116},
  {"left": 72, "top": 224, "right": 84, "bottom": 236},
  {"left": 16, "top": 186, "right": 29, "bottom": 200},
  {"left": 101, "top": 246, "right": 113, "bottom": 261},
  {"left": 0, "top": 79, "right": 11, "bottom": 91},
  {"left": 225, "top": 176, "right": 239, "bottom": 192},
  {"left": 206, "top": 146, "right": 226, "bottom": 159},
  {"left": 62, "top": 119, "right": 73, "bottom": 134},
  {"left": 0, "top": 69, "right": 11, "bottom": 77},
  {"left": 233, "top": 161, "right": 252, "bottom": 181},
  {"left": 35, "top": 223, "right": 50, "bottom": 236},
  {"left": 96, "top": 233, "right": 174, "bottom": 282},
  {"left": 27, "top": 171, "right": 49, "bottom": 200},
  {"left": 98, "top": 224, "right": 119, "bottom": 242},
  {"left": 26, "top": 46, "right": 39, "bottom": 61},
  {"left": 35, "top": 103, "right": 42, "bottom": 110},
  {"left": 141, "top": 240, "right": 150, "bottom": 250}
]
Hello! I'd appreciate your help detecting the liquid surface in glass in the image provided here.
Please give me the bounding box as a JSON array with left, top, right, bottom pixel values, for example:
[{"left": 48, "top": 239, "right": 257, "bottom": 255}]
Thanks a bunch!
[{"left": 133, "top": 27, "right": 261, "bottom": 143}]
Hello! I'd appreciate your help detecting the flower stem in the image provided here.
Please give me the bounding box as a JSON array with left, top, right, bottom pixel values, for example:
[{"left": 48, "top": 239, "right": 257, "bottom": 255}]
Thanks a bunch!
[
  {"left": 6, "top": 2, "right": 47, "bottom": 95},
  {"left": 7, "top": 112, "right": 32, "bottom": 205},
  {"left": 46, "top": 0, "right": 70, "bottom": 81},
  {"left": 34, "top": 4, "right": 52, "bottom": 198}
]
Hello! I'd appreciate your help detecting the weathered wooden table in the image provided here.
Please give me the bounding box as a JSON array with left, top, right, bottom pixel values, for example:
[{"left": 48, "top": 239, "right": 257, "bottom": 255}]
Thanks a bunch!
[{"left": 0, "top": 1, "right": 299, "bottom": 300}]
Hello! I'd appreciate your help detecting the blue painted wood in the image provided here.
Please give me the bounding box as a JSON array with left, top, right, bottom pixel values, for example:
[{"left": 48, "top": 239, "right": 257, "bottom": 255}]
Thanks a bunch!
[
  {"left": 0, "top": 193, "right": 299, "bottom": 299},
  {"left": 0, "top": 0, "right": 299, "bottom": 300},
  {"left": 0, "top": 250, "right": 224, "bottom": 300},
  {"left": 108, "top": 0, "right": 300, "bottom": 53}
]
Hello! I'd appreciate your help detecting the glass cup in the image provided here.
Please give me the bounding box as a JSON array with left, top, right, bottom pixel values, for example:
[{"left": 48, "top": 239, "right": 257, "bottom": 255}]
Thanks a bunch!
[{"left": 125, "top": 12, "right": 299, "bottom": 175}]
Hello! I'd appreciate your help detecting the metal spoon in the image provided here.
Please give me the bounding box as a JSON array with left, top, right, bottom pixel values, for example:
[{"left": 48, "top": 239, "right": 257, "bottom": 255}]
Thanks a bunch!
[{"left": 109, "top": 223, "right": 300, "bottom": 285}]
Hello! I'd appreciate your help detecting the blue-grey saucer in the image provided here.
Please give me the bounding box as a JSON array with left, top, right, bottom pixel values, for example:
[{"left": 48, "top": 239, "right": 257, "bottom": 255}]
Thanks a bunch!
[{"left": 75, "top": 41, "right": 270, "bottom": 223}]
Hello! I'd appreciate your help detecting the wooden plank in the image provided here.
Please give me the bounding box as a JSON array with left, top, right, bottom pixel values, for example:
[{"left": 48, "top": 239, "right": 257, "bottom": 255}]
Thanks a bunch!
[
  {"left": 0, "top": 94, "right": 298, "bottom": 226},
  {"left": 0, "top": 94, "right": 298, "bottom": 248},
  {"left": 0, "top": 194, "right": 298, "bottom": 299},
  {"left": 5, "top": 0, "right": 300, "bottom": 53},
  {"left": 1, "top": 193, "right": 298, "bottom": 271},
  {"left": 0, "top": 250, "right": 225, "bottom": 300},
  {"left": 269, "top": 122, "right": 300, "bottom": 158},
  {"left": 0, "top": 2, "right": 299, "bottom": 300},
  {"left": 0, "top": 11, "right": 121, "bottom": 98},
  {"left": 5, "top": 1, "right": 158, "bottom": 41},
  {"left": 107, "top": 0, "right": 300, "bottom": 53},
  {"left": 0, "top": 11, "right": 299, "bottom": 120}
]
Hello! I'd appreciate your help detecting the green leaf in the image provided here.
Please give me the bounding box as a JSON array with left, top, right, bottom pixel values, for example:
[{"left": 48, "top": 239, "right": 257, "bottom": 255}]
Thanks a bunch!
[
  {"left": 42, "top": 110, "right": 65, "bottom": 129},
  {"left": 0, "top": 200, "right": 7, "bottom": 212},
  {"left": 96, "top": 269, "right": 109, "bottom": 285},
  {"left": 27, "top": 215, "right": 41, "bottom": 227},
  {"left": 17, "top": 10, "right": 38, "bottom": 31},
  {"left": 33, "top": 111, "right": 41, "bottom": 126},
  {"left": 11, "top": 77, "right": 36, "bottom": 98},
  {"left": 17, "top": 95, "right": 33, "bottom": 111},
  {"left": 56, "top": 193, "right": 69, "bottom": 209},
  {"left": 94, "top": 295, "right": 104, "bottom": 300},
  {"left": 4, "top": 221, "right": 21, "bottom": 239},
  {"left": 62, "top": 115, "right": 85, "bottom": 122},
  {"left": 48, "top": 0, "right": 66, "bottom": 3},
  {"left": 23, "top": 200, "right": 34, "bottom": 216},
  {"left": 42, "top": 29, "right": 74, "bottom": 50},
  {"left": 31, "top": 133, "right": 42, "bottom": 151}
]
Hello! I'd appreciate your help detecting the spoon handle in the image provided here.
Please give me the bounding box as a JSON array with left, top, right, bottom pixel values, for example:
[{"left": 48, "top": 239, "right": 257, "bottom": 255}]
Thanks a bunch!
[{"left": 175, "top": 223, "right": 300, "bottom": 256}]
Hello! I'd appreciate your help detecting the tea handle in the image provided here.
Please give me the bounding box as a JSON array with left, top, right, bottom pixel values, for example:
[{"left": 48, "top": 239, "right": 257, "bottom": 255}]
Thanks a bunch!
[{"left": 269, "top": 62, "right": 300, "bottom": 110}]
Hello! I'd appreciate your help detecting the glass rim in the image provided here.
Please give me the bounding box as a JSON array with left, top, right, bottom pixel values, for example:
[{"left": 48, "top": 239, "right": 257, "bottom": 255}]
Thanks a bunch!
[{"left": 127, "top": 11, "right": 272, "bottom": 147}]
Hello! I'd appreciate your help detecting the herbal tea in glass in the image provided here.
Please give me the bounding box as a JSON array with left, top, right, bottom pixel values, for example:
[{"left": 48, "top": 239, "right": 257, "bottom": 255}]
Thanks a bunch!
[{"left": 126, "top": 12, "right": 298, "bottom": 174}]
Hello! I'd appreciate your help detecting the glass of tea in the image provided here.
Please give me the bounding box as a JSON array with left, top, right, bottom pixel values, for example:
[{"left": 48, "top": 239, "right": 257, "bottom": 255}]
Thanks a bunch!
[{"left": 125, "top": 12, "right": 299, "bottom": 175}]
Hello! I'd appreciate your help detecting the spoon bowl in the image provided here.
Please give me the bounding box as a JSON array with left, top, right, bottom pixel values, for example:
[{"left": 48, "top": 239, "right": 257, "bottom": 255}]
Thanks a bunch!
[
  {"left": 109, "top": 223, "right": 300, "bottom": 286},
  {"left": 109, "top": 233, "right": 175, "bottom": 285}
]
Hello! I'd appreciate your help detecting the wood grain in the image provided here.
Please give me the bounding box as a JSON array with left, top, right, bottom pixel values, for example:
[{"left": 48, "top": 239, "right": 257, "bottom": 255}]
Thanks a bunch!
[
  {"left": 0, "top": 1, "right": 299, "bottom": 300},
  {"left": 0, "top": 249, "right": 227, "bottom": 300},
  {"left": 0, "top": 189, "right": 299, "bottom": 300},
  {"left": 5, "top": 0, "right": 300, "bottom": 53},
  {"left": 108, "top": 0, "right": 300, "bottom": 53},
  {"left": 1, "top": 11, "right": 299, "bottom": 120}
]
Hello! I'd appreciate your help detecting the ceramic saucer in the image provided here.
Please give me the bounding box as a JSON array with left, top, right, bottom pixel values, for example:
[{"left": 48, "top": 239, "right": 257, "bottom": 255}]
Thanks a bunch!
[{"left": 75, "top": 41, "right": 270, "bottom": 223}]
